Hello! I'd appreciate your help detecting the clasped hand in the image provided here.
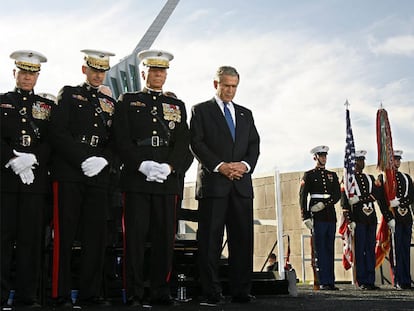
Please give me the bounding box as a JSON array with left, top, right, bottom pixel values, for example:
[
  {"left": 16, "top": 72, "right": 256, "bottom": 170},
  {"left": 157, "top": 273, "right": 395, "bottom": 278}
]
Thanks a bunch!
[
  {"left": 219, "top": 162, "right": 246, "bottom": 181},
  {"left": 139, "top": 161, "right": 171, "bottom": 183},
  {"left": 5, "top": 149, "right": 38, "bottom": 184},
  {"left": 81, "top": 156, "right": 108, "bottom": 177}
]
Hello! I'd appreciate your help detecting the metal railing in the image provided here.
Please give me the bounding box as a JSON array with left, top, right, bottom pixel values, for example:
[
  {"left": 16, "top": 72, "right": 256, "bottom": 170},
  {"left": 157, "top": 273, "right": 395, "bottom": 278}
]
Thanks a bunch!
[{"left": 300, "top": 234, "right": 344, "bottom": 283}]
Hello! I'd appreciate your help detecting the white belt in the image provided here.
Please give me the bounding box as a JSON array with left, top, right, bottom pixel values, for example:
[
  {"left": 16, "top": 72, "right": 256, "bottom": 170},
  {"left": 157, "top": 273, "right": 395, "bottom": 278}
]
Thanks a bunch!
[{"left": 310, "top": 194, "right": 331, "bottom": 199}]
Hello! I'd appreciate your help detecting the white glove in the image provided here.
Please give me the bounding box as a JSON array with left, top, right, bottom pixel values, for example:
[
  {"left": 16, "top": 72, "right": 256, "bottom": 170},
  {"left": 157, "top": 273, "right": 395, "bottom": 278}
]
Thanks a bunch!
[
  {"left": 19, "top": 167, "right": 35, "bottom": 185},
  {"left": 348, "top": 221, "right": 356, "bottom": 233},
  {"left": 146, "top": 168, "right": 167, "bottom": 183},
  {"left": 303, "top": 218, "right": 313, "bottom": 230},
  {"left": 389, "top": 198, "right": 400, "bottom": 208},
  {"left": 5, "top": 150, "right": 38, "bottom": 174},
  {"left": 348, "top": 196, "right": 360, "bottom": 206},
  {"left": 387, "top": 219, "right": 396, "bottom": 234},
  {"left": 145, "top": 163, "right": 171, "bottom": 183},
  {"left": 81, "top": 156, "right": 108, "bottom": 177},
  {"left": 139, "top": 160, "right": 159, "bottom": 177},
  {"left": 156, "top": 163, "right": 171, "bottom": 178},
  {"left": 310, "top": 202, "right": 325, "bottom": 212}
]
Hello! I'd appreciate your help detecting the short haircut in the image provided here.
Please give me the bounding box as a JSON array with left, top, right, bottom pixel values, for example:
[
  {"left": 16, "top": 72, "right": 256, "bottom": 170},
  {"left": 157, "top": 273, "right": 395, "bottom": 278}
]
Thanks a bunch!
[{"left": 214, "top": 66, "right": 239, "bottom": 83}]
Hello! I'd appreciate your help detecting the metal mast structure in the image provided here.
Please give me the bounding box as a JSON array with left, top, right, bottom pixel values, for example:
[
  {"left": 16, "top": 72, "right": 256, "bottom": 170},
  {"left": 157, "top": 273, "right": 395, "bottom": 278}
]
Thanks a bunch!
[{"left": 104, "top": 0, "right": 180, "bottom": 99}]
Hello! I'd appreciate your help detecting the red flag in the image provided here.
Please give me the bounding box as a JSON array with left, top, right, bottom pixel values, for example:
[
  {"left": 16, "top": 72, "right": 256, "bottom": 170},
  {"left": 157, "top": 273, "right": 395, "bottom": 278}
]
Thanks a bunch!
[
  {"left": 374, "top": 108, "right": 396, "bottom": 267},
  {"left": 376, "top": 108, "right": 396, "bottom": 201},
  {"left": 375, "top": 216, "right": 391, "bottom": 268}
]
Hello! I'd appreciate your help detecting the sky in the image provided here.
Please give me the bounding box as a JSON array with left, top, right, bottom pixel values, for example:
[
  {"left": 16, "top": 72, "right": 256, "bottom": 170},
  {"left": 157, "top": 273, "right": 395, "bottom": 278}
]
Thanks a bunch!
[{"left": 1, "top": 0, "right": 413, "bottom": 182}]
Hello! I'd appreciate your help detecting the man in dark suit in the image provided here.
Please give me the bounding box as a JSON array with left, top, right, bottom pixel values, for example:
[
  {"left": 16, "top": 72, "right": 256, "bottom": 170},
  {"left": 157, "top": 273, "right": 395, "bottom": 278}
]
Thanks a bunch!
[
  {"left": 49, "top": 49, "right": 116, "bottom": 308},
  {"left": 190, "top": 66, "right": 260, "bottom": 306},
  {"left": 1, "top": 50, "right": 53, "bottom": 309}
]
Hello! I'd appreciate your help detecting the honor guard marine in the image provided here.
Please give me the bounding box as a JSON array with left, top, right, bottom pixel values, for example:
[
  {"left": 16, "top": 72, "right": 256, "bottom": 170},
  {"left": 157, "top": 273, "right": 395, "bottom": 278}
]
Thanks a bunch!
[
  {"left": 300, "top": 145, "right": 341, "bottom": 290},
  {"left": 340, "top": 150, "right": 384, "bottom": 290},
  {"left": 378, "top": 150, "right": 414, "bottom": 290}
]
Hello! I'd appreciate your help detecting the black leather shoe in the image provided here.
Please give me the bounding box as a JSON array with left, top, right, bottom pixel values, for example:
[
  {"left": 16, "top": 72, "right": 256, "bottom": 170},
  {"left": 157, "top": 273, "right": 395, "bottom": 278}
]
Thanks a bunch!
[
  {"left": 127, "top": 296, "right": 141, "bottom": 307},
  {"left": 81, "top": 296, "right": 111, "bottom": 307},
  {"left": 151, "top": 295, "right": 176, "bottom": 306},
  {"left": 127, "top": 296, "right": 152, "bottom": 308},
  {"left": 368, "top": 285, "right": 380, "bottom": 290},
  {"left": 23, "top": 301, "right": 42, "bottom": 309},
  {"left": 199, "top": 293, "right": 225, "bottom": 307},
  {"left": 231, "top": 294, "right": 256, "bottom": 303},
  {"left": 396, "top": 284, "right": 412, "bottom": 290},
  {"left": 320, "top": 284, "right": 339, "bottom": 291},
  {"left": 53, "top": 298, "right": 74, "bottom": 310}
]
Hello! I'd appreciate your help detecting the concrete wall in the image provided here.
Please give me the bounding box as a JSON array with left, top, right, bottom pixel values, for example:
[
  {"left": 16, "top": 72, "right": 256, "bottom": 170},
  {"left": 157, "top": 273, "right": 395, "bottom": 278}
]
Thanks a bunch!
[{"left": 181, "top": 161, "right": 414, "bottom": 284}]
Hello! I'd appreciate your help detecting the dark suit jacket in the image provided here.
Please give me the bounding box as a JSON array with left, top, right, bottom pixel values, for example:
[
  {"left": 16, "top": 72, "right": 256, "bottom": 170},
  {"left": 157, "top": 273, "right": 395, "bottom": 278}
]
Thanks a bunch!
[{"left": 190, "top": 98, "right": 260, "bottom": 199}]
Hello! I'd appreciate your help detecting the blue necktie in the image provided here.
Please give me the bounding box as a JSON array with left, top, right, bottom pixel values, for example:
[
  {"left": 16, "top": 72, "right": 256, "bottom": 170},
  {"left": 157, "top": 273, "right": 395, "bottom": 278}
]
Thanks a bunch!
[{"left": 223, "top": 102, "right": 235, "bottom": 140}]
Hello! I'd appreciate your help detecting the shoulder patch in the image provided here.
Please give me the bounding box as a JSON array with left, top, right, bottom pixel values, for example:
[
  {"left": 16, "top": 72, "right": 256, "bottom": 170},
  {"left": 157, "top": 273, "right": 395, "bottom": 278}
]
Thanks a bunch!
[
  {"left": 130, "top": 101, "right": 146, "bottom": 107},
  {"left": 72, "top": 94, "right": 88, "bottom": 102},
  {"left": 0, "top": 103, "right": 14, "bottom": 109}
]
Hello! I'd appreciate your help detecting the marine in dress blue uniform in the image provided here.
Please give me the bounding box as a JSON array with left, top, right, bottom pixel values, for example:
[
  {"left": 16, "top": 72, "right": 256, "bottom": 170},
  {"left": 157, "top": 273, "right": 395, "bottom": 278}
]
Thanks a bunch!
[
  {"left": 300, "top": 145, "right": 341, "bottom": 290},
  {"left": 49, "top": 49, "right": 116, "bottom": 307},
  {"left": 1, "top": 50, "right": 54, "bottom": 309},
  {"left": 379, "top": 150, "right": 414, "bottom": 290},
  {"left": 340, "top": 150, "right": 384, "bottom": 290},
  {"left": 113, "top": 50, "right": 191, "bottom": 306}
]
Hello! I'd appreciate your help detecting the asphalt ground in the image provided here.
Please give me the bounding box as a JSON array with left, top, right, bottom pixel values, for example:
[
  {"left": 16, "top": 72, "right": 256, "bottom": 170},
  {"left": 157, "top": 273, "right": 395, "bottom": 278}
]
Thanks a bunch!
[{"left": 8, "top": 283, "right": 414, "bottom": 311}]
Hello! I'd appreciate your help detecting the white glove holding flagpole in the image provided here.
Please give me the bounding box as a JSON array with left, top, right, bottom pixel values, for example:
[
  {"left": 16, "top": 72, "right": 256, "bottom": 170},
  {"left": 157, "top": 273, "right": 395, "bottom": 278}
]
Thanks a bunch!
[
  {"left": 348, "top": 196, "right": 360, "bottom": 206},
  {"left": 387, "top": 219, "right": 396, "bottom": 234},
  {"left": 389, "top": 198, "right": 400, "bottom": 208},
  {"left": 348, "top": 221, "right": 356, "bottom": 233}
]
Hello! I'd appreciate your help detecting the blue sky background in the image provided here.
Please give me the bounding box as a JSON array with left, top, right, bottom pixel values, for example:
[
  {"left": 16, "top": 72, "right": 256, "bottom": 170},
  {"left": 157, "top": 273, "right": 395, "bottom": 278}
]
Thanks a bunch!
[{"left": 1, "top": 0, "right": 413, "bottom": 181}]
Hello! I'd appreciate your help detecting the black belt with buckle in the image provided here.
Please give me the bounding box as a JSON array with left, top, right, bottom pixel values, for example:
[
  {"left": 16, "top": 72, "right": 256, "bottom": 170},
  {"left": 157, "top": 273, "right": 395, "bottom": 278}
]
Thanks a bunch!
[
  {"left": 18, "top": 134, "right": 36, "bottom": 147},
  {"left": 77, "top": 135, "right": 106, "bottom": 147},
  {"left": 135, "top": 136, "right": 169, "bottom": 147}
]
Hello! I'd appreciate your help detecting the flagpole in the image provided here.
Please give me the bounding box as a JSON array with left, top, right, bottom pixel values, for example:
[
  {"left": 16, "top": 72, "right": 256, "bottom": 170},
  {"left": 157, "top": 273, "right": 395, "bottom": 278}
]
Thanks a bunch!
[{"left": 343, "top": 100, "right": 357, "bottom": 287}]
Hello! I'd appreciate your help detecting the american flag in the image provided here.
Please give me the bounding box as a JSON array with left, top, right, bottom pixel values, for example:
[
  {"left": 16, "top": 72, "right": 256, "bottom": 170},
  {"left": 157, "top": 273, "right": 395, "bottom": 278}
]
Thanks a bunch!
[
  {"left": 338, "top": 217, "right": 353, "bottom": 270},
  {"left": 344, "top": 104, "right": 356, "bottom": 198},
  {"left": 339, "top": 102, "right": 356, "bottom": 271}
]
